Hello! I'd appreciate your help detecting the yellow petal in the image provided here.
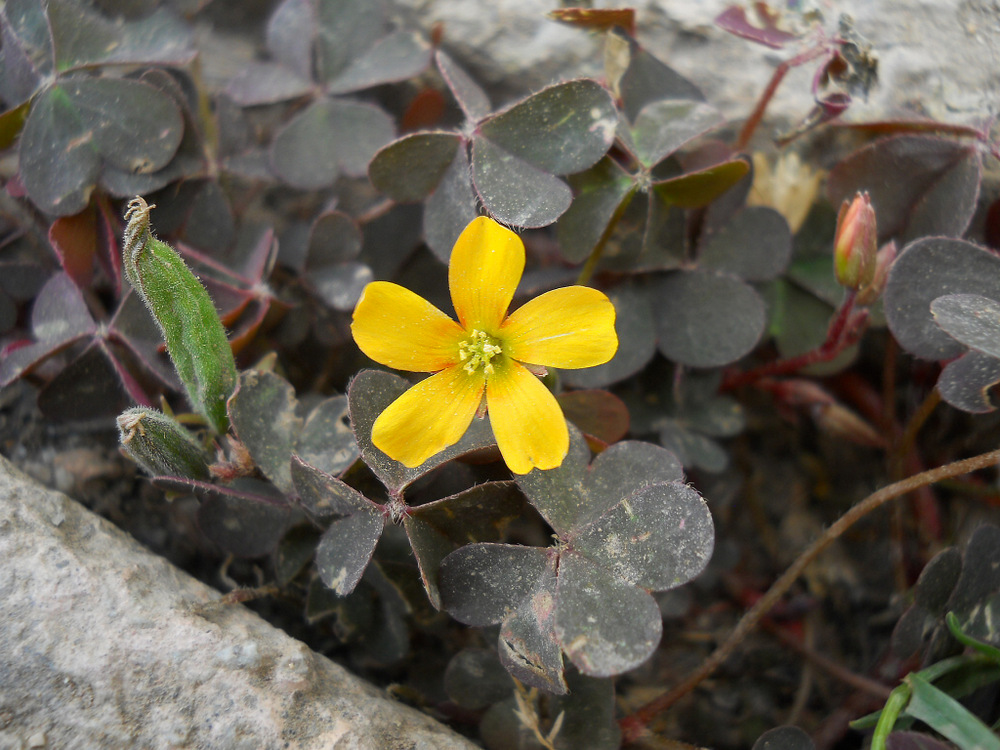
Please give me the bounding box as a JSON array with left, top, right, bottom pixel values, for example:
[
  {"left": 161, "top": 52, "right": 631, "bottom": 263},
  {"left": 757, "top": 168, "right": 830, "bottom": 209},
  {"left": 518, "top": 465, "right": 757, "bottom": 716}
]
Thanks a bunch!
[
  {"left": 501, "top": 286, "right": 618, "bottom": 369},
  {"left": 449, "top": 216, "right": 525, "bottom": 332},
  {"left": 487, "top": 361, "right": 569, "bottom": 474},
  {"left": 352, "top": 281, "right": 465, "bottom": 372},
  {"left": 372, "top": 365, "right": 485, "bottom": 467}
]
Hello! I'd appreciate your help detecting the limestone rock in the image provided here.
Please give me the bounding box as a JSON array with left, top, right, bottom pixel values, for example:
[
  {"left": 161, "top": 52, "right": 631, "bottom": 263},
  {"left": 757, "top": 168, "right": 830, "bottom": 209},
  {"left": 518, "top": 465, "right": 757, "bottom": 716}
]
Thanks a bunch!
[
  {"left": 391, "top": 0, "right": 999, "bottom": 127},
  {"left": 0, "top": 455, "right": 476, "bottom": 750}
]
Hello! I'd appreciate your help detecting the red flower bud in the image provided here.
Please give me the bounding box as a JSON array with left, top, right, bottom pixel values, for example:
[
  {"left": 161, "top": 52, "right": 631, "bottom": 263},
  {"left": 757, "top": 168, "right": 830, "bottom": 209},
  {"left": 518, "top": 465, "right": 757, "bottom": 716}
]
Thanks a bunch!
[
  {"left": 856, "top": 240, "right": 897, "bottom": 306},
  {"left": 833, "top": 191, "right": 878, "bottom": 290}
]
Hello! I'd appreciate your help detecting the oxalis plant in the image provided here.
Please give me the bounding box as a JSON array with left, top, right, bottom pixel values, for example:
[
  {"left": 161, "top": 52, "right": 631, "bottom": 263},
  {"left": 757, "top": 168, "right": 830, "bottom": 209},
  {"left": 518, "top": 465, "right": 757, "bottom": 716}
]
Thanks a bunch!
[{"left": 4, "top": 1, "right": 1000, "bottom": 748}]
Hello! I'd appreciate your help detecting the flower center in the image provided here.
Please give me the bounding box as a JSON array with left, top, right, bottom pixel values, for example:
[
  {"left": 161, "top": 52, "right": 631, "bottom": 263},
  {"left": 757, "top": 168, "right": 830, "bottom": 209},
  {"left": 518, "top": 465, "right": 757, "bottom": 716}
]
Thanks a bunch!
[{"left": 458, "top": 329, "right": 503, "bottom": 375}]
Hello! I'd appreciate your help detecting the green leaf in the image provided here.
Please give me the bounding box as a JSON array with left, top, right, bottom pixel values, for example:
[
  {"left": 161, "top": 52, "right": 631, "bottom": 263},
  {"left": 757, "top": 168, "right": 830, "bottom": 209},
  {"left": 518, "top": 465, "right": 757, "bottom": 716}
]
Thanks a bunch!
[
  {"left": 368, "top": 132, "right": 462, "bottom": 203},
  {"left": 117, "top": 407, "right": 212, "bottom": 480},
  {"left": 629, "top": 99, "right": 721, "bottom": 167},
  {"left": 122, "top": 198, "right": 237, "bottom": 434},
  {"left": 653, "top": 158, "right": 750, "bottom": 209},
  {"left": 228, "top": 370, "right": 301, "bottom": 494},
  {"left": 271, "top": 97, "right": 395, "bottom": 188},
  {"left": 654, "top": 270, "right": 766, "bottom": 368},
  {"left": 904, "top": 673, "right": 1000, "bottom": 750},
  {"left": 885, "top": 238, "right": 1000, "bottom": 361},
  {"left": 479, "top": 79, "right": 617, "bottom": 175},
  {"left": 472, "top": 135, "right": 572, "bottom": 228}
]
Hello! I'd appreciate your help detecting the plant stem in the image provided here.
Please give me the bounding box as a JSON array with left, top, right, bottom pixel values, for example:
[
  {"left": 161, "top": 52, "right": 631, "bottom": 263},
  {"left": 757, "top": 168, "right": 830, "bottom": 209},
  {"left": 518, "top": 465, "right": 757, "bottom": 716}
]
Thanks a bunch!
[
  {"left": 575, "top": 186, "right": 638, "bottom": 286},
  {"left": 619, "top": 446, "right": 1000, "bottom": 744},
  {"left": 723, "top": 290, "right": 861, "bottom": 390},
  {"left": 734, "top": 45, "right": 828, "bottom": 151}
]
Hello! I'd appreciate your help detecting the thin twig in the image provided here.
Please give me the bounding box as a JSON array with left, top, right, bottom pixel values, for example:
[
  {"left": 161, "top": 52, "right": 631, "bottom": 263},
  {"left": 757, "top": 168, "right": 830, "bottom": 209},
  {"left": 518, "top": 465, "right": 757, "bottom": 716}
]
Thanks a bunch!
[{"left": 619, "top": 446, "right": 1000, "bottom": 744}]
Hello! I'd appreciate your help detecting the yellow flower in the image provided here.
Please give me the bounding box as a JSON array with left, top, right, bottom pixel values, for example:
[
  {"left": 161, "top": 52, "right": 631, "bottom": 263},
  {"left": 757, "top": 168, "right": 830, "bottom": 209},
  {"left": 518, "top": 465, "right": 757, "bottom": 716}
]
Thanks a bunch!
[{"left": 351, "top": 216, "right": 618, "bottom": 474}]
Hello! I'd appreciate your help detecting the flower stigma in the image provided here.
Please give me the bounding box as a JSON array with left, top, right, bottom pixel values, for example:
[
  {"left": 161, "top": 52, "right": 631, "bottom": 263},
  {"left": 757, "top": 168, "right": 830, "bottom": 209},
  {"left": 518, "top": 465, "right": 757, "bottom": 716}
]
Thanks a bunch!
[{"left": 458, "top": 329, "right": 503, "bottom": 375}]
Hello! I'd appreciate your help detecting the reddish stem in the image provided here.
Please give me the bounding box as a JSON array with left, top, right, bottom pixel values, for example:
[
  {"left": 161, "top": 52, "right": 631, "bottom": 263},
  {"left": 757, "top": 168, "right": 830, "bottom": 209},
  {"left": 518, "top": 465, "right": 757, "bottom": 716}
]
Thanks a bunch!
[
  {"left": 735, "top": 44, "right": 829, "bottom": 150},
  {"left": 723, "top": 290, "right": 862, "bottom": 390}
]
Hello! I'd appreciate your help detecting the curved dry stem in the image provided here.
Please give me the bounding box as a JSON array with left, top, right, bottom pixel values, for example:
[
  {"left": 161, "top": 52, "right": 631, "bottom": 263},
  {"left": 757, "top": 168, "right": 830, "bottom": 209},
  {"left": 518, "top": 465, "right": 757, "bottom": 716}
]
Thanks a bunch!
[{"left": 620, "top": 446, "right": 1000, "bottom": 744}]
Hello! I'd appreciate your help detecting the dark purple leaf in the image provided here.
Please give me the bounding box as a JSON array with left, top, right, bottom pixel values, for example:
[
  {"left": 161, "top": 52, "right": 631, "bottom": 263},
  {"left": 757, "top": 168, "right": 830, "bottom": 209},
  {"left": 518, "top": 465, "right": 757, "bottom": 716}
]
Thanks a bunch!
[
  {"left": 435, "top": 49, "right": 491, "bottom": 122},
  {"left": 628, "top": 99, "right": 722, "bottom": 167},
  {"left": 498, "top": 559, "right": 567, "bottom": 693},
  {"left": 314, "top": 0, "right": 385, "bottom": 85},
  {"left": 271, "top": 97, "right": 395, "bottom": 188},
  {"left": 605, "top": 29, "right": 704, "bottom": 122},
  {"left": 405, "top": 482, "right": 524, "bottom": 607},
  {"left": 348, "top": 369, "right": 496, "bottom": 495},
  {"left": 471, "top": 135, "right": 572, "bottom": 228},
  {"left": 752, "top": 725, "right": 815, "bottom": 750},
  {"left": 553, "top": 551, "right": 661, "bottom": 677},
  {"left": 931, "top": 293, "right": 1000, "bottom": 360},
  {"left": 224, "top": 62, "right": 313, "bottom": 107},
  {"left": 296, "top": 396, "right": 359, "bottom": 478},
  {"left": 48, "top": 2, "right": 195, "bottom": 70},
  {"left": 368, "top": 132, "right": 462, "bottom": 204},
  {"left": 479, "top": 80, "right": 617, "bottom": 175},
  {"left": 443, "top": 649, "right": 513, "bottom": 710},
  {"left": 438, "top": 543, "right": 552, "bottom": 627},
  {"left": 265, "top": 0, "right": 314, "bottom": 80},
  {"left": 715, "top": 5, "right": 800, "bottom": 49},
  {"left": 197, "top": 479, "right": 290, "bottom": 558},
  {"left": 937, "top": 351, "right": 1000, "bottom": 413},
  {"left": 654, "top": 270, "right": 767, "bottom": 367},
  {"left": 557, "top": 157, "right": 636, "bottom": 263},
  {"left": 48, "top": 207, "right": 97, "bottom": 290},
  {"left": 326, "top": 30, "right": 431, "bottom": 95},
  {"left": 291, "top": 456, "right": 374, "bottom": 520},
  {"left": 36, "top": 341, "right": 131, "bottom": 420},
  {"left": 228, "top": 370, "right": 301, "bottom": 494},
  {"left": 557, "top": 390, "right": 630, "bottom": 446},
  {"left": 699, "top": 206, "right": 792, "bottom": 281},
  {"left": 316, "top": 508, "right": 385, "bottom": 596},
  {"left": 424, "top": 147, "right": 479, "bottom": 262},
  {"left": 884, "top": 237, "right": 1000, "bottom": 361},
  {"left": 827, "top": 136, "right": 981, "bottom": 244}
]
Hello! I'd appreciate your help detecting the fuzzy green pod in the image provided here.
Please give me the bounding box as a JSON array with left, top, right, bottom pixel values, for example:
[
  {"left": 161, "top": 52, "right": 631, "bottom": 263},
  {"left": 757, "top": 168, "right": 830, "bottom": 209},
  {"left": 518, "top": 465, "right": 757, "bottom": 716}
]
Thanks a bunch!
[
  {"left": 123, "top": 197, "right": 237, "bottom": 434},
  {"left": 117, "top": 407, "right": 213, "bottom": 479}
]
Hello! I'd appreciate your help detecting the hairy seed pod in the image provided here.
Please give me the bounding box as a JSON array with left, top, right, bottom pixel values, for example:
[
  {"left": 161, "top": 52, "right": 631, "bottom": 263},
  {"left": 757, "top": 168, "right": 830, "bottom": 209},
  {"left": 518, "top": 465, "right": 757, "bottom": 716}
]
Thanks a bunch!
[
  {"left": 123, "top": 197, "right": 237, "bottom": 434},
  {"left": 117, "top": 407, "right": 213, "bottom": 479}
]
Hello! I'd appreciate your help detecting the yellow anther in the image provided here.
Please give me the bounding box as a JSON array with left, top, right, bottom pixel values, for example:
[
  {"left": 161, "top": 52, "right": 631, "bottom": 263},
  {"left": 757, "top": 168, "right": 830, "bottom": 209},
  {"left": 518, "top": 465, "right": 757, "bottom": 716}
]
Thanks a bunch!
[{"left": 459, "top": 329, "right": 503, "bottom": 375}]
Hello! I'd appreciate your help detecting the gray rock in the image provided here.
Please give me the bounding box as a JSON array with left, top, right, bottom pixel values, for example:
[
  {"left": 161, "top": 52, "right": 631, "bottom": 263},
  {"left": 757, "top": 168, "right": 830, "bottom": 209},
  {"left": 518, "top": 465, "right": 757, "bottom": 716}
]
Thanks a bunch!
[
  {"left": 391, "top": 0, "right": 1000, "bottom": 126},
  {"left": 0, "top": 455, "right": 476, "bottom": 750}
]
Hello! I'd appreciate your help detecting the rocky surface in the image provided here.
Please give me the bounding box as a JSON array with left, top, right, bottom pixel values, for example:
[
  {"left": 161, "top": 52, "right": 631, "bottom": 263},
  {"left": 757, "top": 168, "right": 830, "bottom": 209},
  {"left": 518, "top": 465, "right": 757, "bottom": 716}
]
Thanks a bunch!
[
  {"left": 391, "top": 0, "right": 1000, "bottom": 128},
  {"left": 0, "top": 455, "right": 476, "bottom": 750}
]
